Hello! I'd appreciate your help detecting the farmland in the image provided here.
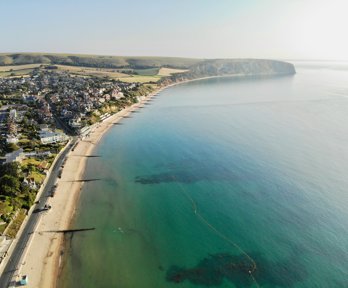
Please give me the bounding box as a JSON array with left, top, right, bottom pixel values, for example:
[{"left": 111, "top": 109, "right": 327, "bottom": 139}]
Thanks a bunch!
[{"left": 0, "top": 62, "right": 190, "bottom": 83}]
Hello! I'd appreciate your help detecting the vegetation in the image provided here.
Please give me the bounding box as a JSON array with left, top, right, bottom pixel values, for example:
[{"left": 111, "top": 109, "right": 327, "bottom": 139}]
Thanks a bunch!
[
  {"left": 0, "top": 162, "right": 37, "bottom": 231},
  {"left": 0, "top": 53, "right": 201, "bottom": 69},
  {"left": 0, "top": 64, "right": 43, "bottom": 72},
  {"left": 0, "top": 64, "right": 42, "bottom": 77},
  {"left": 157, "top": 67, "right": 188, "bottom": 76},
  {"left": 4, "top": 209, "right": 26, "bottom": 238},
  {"left": 124, "top": 84, "right": 156, "bottom": 99},
  {"left": 54, "top": 65, "right": 128, "bottom": 79},
  {"left": 118, "top": 75, "right": 162, "bottom": 83},
  {"left": 0, "top": 63, "right": 183, "bottom": 83},
  {"left": 160, "top": 59, "right": 296, "bottom": 85}
]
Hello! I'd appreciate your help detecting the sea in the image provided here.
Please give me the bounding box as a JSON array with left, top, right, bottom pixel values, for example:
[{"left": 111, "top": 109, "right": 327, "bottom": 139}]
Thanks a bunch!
[{"left": 58, "top": 62, "right": 348, "bottom": 288}]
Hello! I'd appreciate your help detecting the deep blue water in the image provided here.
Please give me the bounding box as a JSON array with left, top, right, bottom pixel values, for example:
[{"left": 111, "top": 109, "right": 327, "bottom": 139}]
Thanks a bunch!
[{"left": 59, "top": 64, "right": 348, "bottom": 288}]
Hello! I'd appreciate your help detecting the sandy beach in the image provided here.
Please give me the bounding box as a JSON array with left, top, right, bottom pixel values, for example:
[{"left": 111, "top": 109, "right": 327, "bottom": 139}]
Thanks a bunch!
[{"left": 16, "top": 89, "right": 160, "bottom": 288}]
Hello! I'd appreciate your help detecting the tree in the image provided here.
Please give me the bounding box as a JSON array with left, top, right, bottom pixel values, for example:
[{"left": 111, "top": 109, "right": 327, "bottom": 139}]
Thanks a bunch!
[
  {"left": 0, "top": 162, "right": 20, "bottom": 177},
  {"left": 0, "top": 175, "right": 20, "bottom": 197},
  {"left": 6, "top": 143, "right": 19, "bottom": 153}
]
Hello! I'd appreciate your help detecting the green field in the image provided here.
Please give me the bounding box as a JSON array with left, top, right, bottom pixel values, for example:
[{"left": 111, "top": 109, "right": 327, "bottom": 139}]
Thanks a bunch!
[
  {"left": 0, "top": 64, "right": 42, "bottom": 77},
  {"left": 55, "top": 65, "right": 129, "bottom": 78},
  {"left": 117, "top": 75, "right": 162, "bottom": 83},
  {"left": 157, "top": 67, "right": 188, "bottom": 76},
  {"left": 0, "top": 64, "right": 42, "bottom": 71}
]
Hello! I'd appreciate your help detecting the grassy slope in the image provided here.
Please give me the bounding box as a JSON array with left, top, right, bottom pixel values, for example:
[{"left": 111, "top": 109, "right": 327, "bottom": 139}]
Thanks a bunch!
[
  {"left": 158, "top": 67, "right": 188, "bottom": 76},
  {"left": 0, "top": 53, "right": 201, "bottom": 69}
]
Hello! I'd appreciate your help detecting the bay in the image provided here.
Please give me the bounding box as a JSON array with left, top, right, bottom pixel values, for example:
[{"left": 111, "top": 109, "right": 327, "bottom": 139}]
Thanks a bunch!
[{"left": 58, "top": 64, "right": 348, "bottom": 288}]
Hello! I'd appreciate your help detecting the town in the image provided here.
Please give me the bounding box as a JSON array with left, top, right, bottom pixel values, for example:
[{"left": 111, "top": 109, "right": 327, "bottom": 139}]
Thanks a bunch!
[{"left": 0, "top": 67, "right": 155, "bottom": 257}]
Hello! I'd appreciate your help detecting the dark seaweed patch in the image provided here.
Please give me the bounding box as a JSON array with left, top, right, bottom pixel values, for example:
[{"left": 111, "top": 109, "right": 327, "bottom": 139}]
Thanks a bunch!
[
  {"left": 135, "top": 167, "right": 237, "bottom": 185},
  {"left": 166, "top": 253, "right": 308, "bottom": 287}
]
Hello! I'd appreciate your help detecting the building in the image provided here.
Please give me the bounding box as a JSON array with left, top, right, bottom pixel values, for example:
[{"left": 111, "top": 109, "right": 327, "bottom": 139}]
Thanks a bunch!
[
  {"left": 22, "top": 178, "right": 38, "bottom": 190},
  {"left": 111, "top": 90, "right": 124, "bottom": 100},
  {"left": 9, "top": 109, "right": 17, "bottom": 120},
  {"left": 22, "top": 95, "right": 36, "bottom": 103},
  {"left": 39, "top": 130, "right": 69, "bottom": 144},
  {"left": 6, "top": 135, "right": 19, "bottom": 144},
  {"left": 5, "top": 148, "right": 25, "bottom": 163},
  {"left": 69, "top": 117, "right": 82, "bottom": 129}
]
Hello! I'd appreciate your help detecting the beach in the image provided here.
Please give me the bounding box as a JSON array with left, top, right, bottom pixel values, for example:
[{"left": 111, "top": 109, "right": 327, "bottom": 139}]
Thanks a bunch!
[{"left": 16, "top": 90, "right": 160, "bottom": 288}]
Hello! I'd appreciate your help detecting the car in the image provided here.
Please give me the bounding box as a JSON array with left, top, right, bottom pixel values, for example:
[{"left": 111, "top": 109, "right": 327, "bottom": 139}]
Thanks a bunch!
[{"left": 33, "top": 204, "right": 52, "bottom": 213}]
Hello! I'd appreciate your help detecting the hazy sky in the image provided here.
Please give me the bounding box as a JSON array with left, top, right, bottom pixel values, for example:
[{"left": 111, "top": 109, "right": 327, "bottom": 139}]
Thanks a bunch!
[{"left": 1, "top": 0, "right": 348, "bottom": 60}]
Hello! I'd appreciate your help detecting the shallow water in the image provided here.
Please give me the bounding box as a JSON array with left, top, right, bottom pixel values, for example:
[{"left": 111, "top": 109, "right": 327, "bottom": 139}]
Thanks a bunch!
[{"left": 58, "top": 65, "right": 348, "bottom": 287}]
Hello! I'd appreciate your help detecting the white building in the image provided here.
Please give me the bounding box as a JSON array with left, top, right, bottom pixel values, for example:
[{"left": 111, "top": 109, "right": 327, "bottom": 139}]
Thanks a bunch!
[
  {"left": 6, "top": 135, "right": 19, "bottom": 144},
  {"left": 39, "top": 130, "right": 69, "bottom": 144},
  {"left": 111, "top": 90, "right": 124, "bottom": 100}
]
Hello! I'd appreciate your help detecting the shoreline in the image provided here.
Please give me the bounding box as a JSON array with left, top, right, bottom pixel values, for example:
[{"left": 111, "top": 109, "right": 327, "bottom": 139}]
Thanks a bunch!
[
  {"left": 17, "top": 84, "right": 161, "bottom": 288},
  {"left": 18, "top": 72, "right": 292, "bottom": 287}
]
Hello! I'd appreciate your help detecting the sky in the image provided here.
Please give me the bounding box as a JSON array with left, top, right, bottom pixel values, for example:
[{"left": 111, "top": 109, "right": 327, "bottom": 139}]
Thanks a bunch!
[{"left": 1, "top": 0, "right": 348, "bottom": 60}]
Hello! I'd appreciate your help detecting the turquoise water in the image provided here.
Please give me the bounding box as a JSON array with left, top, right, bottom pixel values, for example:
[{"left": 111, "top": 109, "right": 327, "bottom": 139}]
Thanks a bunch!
[{"left": 59, "top": 66, "right": 348, "bottom": 287}]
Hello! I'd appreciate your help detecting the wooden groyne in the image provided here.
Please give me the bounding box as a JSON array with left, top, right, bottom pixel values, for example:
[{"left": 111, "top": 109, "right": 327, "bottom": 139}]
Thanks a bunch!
[{"left": 44, "top": 228, "right": 95, "bottom": 234}]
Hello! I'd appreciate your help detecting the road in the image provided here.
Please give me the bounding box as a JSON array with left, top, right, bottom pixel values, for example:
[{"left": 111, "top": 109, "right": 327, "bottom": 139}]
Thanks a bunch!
[{"left": 0, "top": 139, "right": 75, "bottom": 287}]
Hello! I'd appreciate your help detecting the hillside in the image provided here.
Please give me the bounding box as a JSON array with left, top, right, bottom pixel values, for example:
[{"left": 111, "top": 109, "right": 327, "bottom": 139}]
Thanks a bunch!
[
  {"left": 161, "top": 59, "right": 296, "bottom": 84},
  {"left": 0, "top": 53, "right": 296, "bottom": 82},
  {"left": 192, "top": 59, "right": 295, "bottom": 76},
  {"left": 0, "top": 53, "right": 201, "bottom": 69}
]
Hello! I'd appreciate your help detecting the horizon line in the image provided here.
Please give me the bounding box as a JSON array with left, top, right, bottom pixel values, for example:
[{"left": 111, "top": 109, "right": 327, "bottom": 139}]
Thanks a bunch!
[{"left": 1, "top": 51, "right": 348, "bottom": 62}]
